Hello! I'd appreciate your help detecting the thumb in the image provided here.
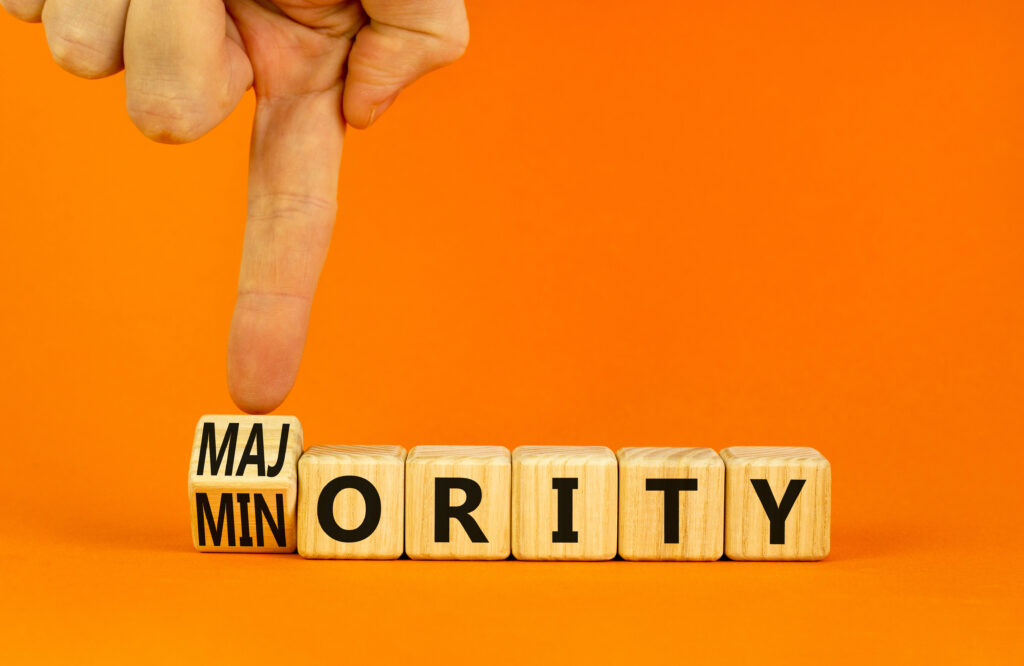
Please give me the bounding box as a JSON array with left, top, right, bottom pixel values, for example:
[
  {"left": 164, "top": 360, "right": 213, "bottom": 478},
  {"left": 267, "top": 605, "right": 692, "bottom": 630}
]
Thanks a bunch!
[{"left": 343, "top": 0, "right": 469, "bottom": 129}]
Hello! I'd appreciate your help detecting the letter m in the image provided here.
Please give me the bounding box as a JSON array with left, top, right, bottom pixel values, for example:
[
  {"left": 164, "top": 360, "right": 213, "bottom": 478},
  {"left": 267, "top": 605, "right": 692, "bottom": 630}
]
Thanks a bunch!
[
  {"left": 196, "top": 422, "right": 239, "bottom": 475},
  {"left": 195, "top": 493, "right": 236, "bottom": 547}
]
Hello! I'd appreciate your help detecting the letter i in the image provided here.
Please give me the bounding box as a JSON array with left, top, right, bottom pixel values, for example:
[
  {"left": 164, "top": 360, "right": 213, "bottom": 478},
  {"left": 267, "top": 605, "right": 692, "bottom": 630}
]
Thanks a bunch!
[{"left": 238, "top": 493, "right": 254, "bottom": 547}]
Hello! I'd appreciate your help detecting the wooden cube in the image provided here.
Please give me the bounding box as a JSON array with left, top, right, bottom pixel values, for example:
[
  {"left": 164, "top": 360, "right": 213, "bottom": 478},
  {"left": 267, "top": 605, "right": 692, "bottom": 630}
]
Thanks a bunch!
[
  {"left": 721, "top": 446, "right": 831, "bottom": 561},
  {"left": 512, "top": 446, "right": 617, "bottom": 561},
  {"left": 188, "top": 415, "right": 303, "bottom": 553},
  {"left": 617, "top": 447, "right": 724, "bottom": 561},
  {"left": 297, "top": 445, "right": 406, "bottom": 559},
  {"left": 405, "top": 446, "right": 511, "bottom": 560}
]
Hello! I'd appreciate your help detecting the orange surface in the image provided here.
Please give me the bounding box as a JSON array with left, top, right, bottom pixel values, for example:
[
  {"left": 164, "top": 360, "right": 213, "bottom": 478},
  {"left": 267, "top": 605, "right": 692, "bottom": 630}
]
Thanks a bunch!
[{"left": 1, "top": 2, "right": 1022, "bottom": 663}]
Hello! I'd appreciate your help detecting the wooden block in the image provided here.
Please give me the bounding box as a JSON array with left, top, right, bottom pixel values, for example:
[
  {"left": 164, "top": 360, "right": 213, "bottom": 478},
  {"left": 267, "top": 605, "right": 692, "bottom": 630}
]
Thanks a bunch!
[
  {"left": 405, "top": 446, "right": 511, "bottom": 560},
  {"left": 188, "top": 415, "right": 303, "bottom": 553},
  {"left": 617, "top": 447, "right": 724, "bottom": 561},
  {"left": 512, "top": 446, "right": 617, "bottom": 561},
  {"left": 297, "top": 445, "right": 406, "bottom": 559},
  {"left": 721, "top": 446, "right": 831, "bottom": 561}
]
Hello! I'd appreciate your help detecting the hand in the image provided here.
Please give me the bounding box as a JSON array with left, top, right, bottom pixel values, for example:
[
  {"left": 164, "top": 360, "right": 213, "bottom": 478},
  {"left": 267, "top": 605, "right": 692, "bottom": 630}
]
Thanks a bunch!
[{"left": 1, "top": 0, "right": 469, "bottom": 413}]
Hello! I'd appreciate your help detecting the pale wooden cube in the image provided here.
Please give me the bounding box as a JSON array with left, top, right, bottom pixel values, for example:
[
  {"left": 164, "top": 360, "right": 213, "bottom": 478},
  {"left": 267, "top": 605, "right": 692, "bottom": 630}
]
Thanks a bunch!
[
  {"left": 617, "top": 447, "right": 724, "bottom": 561},
  {"left": 512, "top": 446, "right": 617, "bottom": 561},
  {"left": 405, "top": 446, "right": 511, "bottom": 560},
  {"left": 297, "top": 445, "right": 406, "bottom": 559},
  {"left": 188, "top": 415, "right": 303, "bottom": 553},
  {"left": 721, "top": 446, "right": 831, "bottom": 561}
]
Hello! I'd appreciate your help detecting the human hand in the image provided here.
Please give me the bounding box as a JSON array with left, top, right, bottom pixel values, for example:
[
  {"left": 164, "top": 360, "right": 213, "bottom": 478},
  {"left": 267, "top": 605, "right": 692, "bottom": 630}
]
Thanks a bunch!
[{"left": 0, "top": 0, "right": 469, "bottom": 412}]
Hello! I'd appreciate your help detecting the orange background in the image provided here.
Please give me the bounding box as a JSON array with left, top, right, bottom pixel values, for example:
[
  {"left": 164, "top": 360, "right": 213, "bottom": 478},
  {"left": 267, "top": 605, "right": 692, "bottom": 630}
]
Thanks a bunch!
[{"left": 1, "top": 1, "right": 1022, "bottom": 663}]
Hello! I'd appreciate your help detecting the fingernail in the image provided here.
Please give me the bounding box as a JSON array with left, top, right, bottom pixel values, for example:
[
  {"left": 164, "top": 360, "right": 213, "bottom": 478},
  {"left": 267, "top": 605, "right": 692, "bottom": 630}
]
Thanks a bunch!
[{"left": 368, "top": 94, "right": 399, "bottom": 127}]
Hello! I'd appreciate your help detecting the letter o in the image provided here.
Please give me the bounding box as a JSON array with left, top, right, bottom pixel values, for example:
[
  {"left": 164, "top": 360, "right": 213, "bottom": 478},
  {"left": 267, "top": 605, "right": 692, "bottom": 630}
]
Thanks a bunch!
[{"left": 317, "top": 476, "right": 382, "bottom": 543}]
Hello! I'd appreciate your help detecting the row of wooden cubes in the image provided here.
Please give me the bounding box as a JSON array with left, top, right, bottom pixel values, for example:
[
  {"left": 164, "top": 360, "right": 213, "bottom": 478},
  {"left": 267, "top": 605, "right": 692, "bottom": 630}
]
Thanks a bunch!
[{"left": 189, "top": 416, "right": 830, "bottom": 561}]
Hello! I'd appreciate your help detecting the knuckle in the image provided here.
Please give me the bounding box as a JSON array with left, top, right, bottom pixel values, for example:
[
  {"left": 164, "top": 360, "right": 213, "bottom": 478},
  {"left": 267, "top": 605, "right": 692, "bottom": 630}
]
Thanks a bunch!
[
  {"left": 248, "top": 192, "right": 338, "bottom": 225},
  {"left": 46, "top": 28, "right": 121, "bottom": 79},
  {"left": 439, "top": 22, "right": 469, "bottom": 63},
  {"left": 126, "top": 90, "right": 209, "bottom": 144},
  {"left": 1, "top": 0, "right": 44, "bottom": 22}
]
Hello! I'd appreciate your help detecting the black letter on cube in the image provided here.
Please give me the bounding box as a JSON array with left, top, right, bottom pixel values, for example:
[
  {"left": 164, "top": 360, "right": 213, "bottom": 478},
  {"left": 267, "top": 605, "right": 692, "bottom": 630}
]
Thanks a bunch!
[
  {"left": 551, "top": 478, "right": 579, "bottom": 543},
  {"left": 434, "top": 478, "right": 488, "bottom": 543},
  {"left": 751, "top": 479, "right": 805, "bottom": 544},
  {"left": 645, "top": 478, "right": 698, "bottom": 544},
  {"left": 317, "top": 475, "right": 382, "bottom": 543}
]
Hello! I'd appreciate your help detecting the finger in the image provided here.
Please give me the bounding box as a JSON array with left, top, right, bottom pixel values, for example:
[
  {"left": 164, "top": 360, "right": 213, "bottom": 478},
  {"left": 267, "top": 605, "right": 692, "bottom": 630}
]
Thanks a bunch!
[
  {"left": 224, "top": 4, "right": 349, "bottom": 414},
  {"left": 343, "top": 0, "right": 468, "bottom": 128},
  {"left": 1, "top": 0, "right": 45, "bottom": 22},
  {"left": 124, "top": 0, "right": 252, "bottom": 143},
  {"left": 227, "top": 93, "right": 342, "bottom": 414},
  {"left": 41, "top": 0, "right": 130, "bottom": 78}
]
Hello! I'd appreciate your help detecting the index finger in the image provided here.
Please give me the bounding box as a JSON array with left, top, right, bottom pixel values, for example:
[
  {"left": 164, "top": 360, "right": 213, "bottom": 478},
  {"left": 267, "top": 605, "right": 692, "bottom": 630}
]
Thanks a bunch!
[
  {"left": 227, "top": 89, "right": 343, "bottom": 413},
  {"left": 225, "top": 5, "right": 350, "bottom": 414}
]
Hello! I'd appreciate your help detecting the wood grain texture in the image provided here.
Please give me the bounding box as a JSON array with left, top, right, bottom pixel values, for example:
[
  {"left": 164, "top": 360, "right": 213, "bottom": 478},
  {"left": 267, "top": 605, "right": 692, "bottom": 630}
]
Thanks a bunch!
[
  {"left": 405, "top": 446, "right": 511, "bottom": 560},
  {"left": 188, "top": 415, "right": 303, "bottom": 553},
  {"left": 512, "top": 446, "right": 617, "bottom": 561},
  {"left": 721, "top": 446, "right": 830, "bottom": 561},
  {"left": 617, "top": 447, "right": 724, "bottom": 561},
  {"left": 297, "top": 445, "right": 406, "bottom": 559}
]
